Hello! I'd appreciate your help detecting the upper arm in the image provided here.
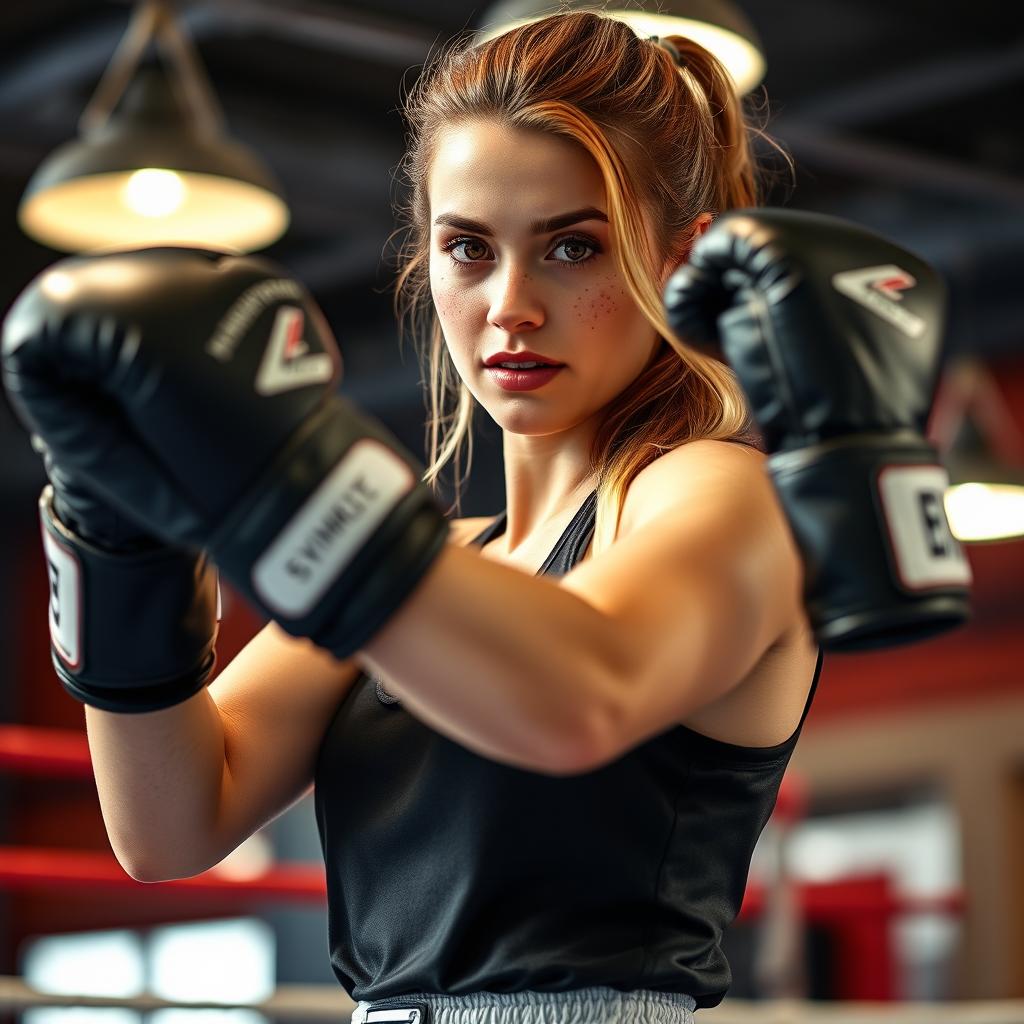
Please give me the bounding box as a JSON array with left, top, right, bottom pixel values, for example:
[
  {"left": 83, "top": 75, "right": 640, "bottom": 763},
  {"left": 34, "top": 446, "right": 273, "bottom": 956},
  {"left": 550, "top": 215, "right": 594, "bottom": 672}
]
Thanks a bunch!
[
  {"left": 203, "top": 518, "right": 490, "bottom": 863},
  {"left": 206, "top": 620, "right": 361, "bottom": 863},
  {"left": 557, "top": 440, "right": 805, "bottom": 766}
]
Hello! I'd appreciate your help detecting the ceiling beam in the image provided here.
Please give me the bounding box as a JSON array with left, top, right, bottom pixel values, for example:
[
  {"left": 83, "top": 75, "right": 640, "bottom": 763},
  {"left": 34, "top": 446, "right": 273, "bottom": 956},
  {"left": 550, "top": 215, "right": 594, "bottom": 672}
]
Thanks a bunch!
[
  {"left": 780, "top": 38, "right": 1024, "bottom": 127},
  {"left": 0, "top": 1, "right": 436, "bottom": 116},
  {"left": 773, "top": 122, "right": 1024, "bottom": 210}
]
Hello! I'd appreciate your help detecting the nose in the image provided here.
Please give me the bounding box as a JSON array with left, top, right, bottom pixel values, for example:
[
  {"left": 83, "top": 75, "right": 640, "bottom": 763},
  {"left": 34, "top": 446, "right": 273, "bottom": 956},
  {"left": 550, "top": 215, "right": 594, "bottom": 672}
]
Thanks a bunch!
[{"left": 488, "top": 263, "right": 544, "bottom": 333}]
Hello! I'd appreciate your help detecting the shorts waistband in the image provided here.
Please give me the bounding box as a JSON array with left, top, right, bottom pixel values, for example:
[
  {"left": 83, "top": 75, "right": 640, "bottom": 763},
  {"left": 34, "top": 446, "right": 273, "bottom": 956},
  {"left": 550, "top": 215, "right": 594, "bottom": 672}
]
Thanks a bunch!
[{"left": 350, "top": 987, "right": 698, "bottom": 1024}]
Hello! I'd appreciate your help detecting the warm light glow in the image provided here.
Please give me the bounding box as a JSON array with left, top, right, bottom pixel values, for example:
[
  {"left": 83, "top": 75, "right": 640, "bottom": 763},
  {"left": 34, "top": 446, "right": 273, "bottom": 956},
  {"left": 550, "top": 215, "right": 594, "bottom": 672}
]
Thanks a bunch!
[
  {"left": 945, "top": 482, "right": 1024, "bottom": 543},
  {"left": 19, "top": 169, "right": 289, "bottom": 253},
  {"left": 40, "top": 269, "right": 77, "bottom": 301},
  {"left": 121, "top": 167, "right": 186, "bottom": 217},
  {"left": 476, "top": 10, "right": 766, "bottom": 94}
]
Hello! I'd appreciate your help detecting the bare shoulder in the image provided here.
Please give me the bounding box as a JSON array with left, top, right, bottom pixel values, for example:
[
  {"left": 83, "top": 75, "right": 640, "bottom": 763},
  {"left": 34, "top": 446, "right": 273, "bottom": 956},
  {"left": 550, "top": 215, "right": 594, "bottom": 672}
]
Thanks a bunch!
[
  {"left": 633, "top": 437, "right": 766, "bottom": 489},
  {"left": 620, "top": 437, "right": 801, "bottom": 633},
  {"left": 618, "top": 438, "right": 769, "bottom": 538},
  {"left": 618, "top": 439, "right": 819, "bottom": 747}
]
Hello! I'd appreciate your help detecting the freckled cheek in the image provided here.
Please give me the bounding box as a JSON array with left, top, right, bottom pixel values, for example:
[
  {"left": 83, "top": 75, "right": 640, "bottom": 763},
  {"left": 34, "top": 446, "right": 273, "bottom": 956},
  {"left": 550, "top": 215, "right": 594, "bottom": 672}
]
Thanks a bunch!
[
  {"left": 431, "top": 287, "right": 453, "bottom": 321},
  {"left": 569, "top": 274, "right": 631, "bottom": 331},
  {"left": 430, "top": 271, "right": 474, "bottom": 326}
]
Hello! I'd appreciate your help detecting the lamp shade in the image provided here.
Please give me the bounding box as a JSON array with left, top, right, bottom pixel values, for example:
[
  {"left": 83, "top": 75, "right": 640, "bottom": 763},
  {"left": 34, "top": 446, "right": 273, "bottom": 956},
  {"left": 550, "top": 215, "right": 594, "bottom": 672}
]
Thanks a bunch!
[
  {"left": 18, "top": 66, "right": 289, "bottom": 253},
  {"left": 476, "top": 0, "right": 766, "bottom": 94}
]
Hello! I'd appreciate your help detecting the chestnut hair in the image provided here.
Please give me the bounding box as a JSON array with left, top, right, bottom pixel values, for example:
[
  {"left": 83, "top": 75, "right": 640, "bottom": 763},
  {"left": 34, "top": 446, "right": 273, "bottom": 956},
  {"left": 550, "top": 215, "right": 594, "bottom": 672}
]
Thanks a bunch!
[{"left": 390, "top": 10, "right": 790, "bottom": 552}]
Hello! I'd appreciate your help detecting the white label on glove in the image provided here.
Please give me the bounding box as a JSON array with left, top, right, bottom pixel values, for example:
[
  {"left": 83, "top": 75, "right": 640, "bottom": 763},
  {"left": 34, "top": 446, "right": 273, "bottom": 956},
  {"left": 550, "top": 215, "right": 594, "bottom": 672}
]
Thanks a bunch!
[
  {"left": 41, "top": 525, "right": 82, "bottom": 669},
  {"left": 252, "top": 439, "right": 416, "bottom": 618},
  {"left": 877, "top": 465, "right": 972, "bottom": 589},
  {"left": 832, "top": 265, "right": 927, "bottom": 338},
  {"left": 254, "top": 305, "right": 335, "bottom": 396}
]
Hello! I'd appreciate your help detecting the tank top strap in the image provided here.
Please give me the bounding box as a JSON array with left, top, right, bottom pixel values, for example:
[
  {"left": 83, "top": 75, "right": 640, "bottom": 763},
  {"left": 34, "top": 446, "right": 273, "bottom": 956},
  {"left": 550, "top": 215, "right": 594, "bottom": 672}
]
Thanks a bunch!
[
  {"left": 467, "top": 489, "right": 598, "bottom": 578},
  {"left": 467, "top": 512, "right": 507, "bottom": 548}
]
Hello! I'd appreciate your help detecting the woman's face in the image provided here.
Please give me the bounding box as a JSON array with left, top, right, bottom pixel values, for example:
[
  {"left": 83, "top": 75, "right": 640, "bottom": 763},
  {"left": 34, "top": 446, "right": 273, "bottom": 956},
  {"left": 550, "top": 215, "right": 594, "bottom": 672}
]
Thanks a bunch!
[{"left": 427, "top": 119, "right": 665, "bottom": 438}]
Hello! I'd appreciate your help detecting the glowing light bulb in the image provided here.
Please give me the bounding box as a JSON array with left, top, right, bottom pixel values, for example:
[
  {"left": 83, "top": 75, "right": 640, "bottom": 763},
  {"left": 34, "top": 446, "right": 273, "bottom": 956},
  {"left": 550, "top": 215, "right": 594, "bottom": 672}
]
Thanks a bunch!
[
  {"left": 945, "top": 482, "right": 1024, "bottom": 543},
  {"left": 121, "top": 168, "right": 186, "bottom": 217},
  {"left": 40, "top": 270, "right": 76, "bottom": 300}
]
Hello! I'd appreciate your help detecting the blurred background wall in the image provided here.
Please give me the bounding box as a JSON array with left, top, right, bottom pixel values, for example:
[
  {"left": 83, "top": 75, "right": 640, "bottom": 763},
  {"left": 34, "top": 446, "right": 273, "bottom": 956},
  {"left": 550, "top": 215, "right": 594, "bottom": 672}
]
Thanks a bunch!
[{"left": 0, "top": 0, "right": 1022, "bottom": 1013}]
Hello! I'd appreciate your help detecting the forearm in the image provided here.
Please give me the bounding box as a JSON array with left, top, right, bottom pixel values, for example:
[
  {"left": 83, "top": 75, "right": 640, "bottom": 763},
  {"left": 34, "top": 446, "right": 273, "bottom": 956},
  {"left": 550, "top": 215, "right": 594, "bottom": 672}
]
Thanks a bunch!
[
  {"left": 357, "top": 543, "right": 622, "bottom": 774},
  {"left": 84, "top": 687, "right": 228, "bottom": 881}
]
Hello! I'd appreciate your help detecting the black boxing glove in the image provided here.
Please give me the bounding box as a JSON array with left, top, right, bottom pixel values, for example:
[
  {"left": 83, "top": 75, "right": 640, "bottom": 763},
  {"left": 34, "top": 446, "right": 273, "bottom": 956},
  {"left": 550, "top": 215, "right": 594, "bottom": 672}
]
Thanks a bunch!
[
  {"left": 30, "top": 434, "right": 220, "bottom": 714},
  {"left": 2, "top": 247, "right": 448, "bottom": 663},
  {"left": 37, "top": 431, "right": 161, "bottom": 553},
  {"left": 664, "top": 209, "right": 972, "bottom": 650}
]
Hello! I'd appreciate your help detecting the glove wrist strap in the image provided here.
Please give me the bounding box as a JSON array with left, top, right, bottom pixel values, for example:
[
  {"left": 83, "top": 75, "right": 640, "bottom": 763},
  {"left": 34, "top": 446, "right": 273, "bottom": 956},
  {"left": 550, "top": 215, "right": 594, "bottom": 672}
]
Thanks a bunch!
[
  {"left": 39, "top": 485, "right": 221, "bottom": 713},
  {"left": 208, "top": 397, "right": 450, "bottom": 659},
  {"left": 768, "top": 435, "right": 972, "bottom": 651}
]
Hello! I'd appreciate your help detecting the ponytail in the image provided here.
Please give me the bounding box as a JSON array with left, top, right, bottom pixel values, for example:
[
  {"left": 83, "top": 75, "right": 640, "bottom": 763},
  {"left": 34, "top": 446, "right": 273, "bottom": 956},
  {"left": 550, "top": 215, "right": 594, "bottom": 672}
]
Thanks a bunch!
[
  {"left": 393, "top": 11, "right": 791, "bottom": 543},
  {"left": 661, "top": 34, "right": 759, "bottom": 211}
]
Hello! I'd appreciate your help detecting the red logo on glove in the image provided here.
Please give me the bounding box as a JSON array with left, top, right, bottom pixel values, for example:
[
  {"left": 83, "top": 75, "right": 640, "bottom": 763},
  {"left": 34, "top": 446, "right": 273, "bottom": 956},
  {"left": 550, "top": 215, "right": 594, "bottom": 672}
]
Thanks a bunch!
[
  {"left": 832, "top": 264, "right": 926, "bottom": 338},
  {"left": 872, "top": 271, "right": 916, "bottom": 300},
  {"left": 255, "top": 305, "right": 334, "bottom": 396}
]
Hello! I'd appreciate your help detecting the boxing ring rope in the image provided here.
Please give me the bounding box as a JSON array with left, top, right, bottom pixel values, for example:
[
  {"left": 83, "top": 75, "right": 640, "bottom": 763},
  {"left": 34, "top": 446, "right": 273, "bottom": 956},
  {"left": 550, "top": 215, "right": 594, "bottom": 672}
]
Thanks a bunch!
[
  {"left": 0, "top": 723, "right": 979, "bottom": 1019},
  {"left": 2, "top": 975, "right": 1024, "bottom": 1024},
  {"left": 0, "top": 723, "right": 965, "bottom": 914},
  {"left": 0, "top": 724, "right": 95, "bottom": 779},
  {"left": 0, "top": 843, "right": 966, "bottom": 919},
  {"left": 0, "top": 975, "right": 355, "bottom": 1021},
  {"left": 0, "top": 845, "right": 328, "bottom": 901}
]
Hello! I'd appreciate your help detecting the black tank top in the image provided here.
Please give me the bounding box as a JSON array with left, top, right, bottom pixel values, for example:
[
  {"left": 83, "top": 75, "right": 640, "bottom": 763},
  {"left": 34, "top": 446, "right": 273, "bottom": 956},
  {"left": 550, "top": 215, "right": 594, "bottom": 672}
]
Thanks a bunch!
[{"left": 313, "top": 489, "right": 823, "bottom": 1009}]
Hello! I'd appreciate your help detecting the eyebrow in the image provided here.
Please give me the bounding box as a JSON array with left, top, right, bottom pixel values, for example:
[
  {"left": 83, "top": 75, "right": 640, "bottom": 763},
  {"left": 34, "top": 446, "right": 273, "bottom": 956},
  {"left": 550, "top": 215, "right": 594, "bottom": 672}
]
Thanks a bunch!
[{"left": 432, "top": 206, "right": 608, "bottom": 236}]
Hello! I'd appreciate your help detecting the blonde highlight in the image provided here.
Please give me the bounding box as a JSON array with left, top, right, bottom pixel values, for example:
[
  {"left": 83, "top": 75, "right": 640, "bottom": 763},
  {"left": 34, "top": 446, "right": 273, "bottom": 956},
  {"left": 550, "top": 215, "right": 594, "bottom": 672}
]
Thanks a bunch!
[{"left": 390, "top": 11, "right": 792, "bottom": 544}]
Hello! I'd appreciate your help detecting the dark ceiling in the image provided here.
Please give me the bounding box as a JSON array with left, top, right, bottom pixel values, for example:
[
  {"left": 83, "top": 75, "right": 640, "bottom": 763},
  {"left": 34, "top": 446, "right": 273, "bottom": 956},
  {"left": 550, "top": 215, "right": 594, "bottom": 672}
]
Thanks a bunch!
[{"left": 1, "top": 0, "right": 1022, "bottom": 511}]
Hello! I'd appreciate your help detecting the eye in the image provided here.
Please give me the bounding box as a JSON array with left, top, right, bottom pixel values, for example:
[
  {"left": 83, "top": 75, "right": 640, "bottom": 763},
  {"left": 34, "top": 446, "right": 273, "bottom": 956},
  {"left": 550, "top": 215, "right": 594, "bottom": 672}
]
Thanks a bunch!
[
  {"left": 550, "top": 237, "right": 600, "bottom": 267},
  {"left": 440, "top": 234, "right": 601, "bottom": 270},
  {"left": 443, "top": 237, "right": 490, "bottom": 264}
]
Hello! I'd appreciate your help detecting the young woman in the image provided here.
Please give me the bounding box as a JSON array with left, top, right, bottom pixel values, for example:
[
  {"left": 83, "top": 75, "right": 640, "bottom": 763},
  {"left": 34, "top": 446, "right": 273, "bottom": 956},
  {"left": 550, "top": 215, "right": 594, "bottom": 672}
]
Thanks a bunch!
[
  {"left": 312, "top": 10, "right": 821, "bottom": 1024},
  {"left": 6, "top": 10, "right": 822, "bottom": 1024}
]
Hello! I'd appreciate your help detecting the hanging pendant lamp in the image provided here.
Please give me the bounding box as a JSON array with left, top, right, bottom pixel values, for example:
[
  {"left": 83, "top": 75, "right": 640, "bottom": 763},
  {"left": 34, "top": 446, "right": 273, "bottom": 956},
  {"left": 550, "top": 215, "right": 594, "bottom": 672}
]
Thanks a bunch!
[
  {"left": 475, "top": 0, "right": 766, "bottom": 95},
  {"left": 18, "top": 0, "right": 289, "bottom": 254},
  {"left": 933, "top": 359, "right": 1024, "bottom": 544}
]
